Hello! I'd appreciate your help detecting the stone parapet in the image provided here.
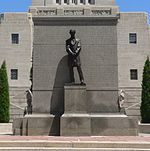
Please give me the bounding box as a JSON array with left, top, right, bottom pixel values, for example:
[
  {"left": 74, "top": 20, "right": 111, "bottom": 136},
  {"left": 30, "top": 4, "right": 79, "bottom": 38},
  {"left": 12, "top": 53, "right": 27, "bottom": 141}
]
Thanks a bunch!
[
  {"left": 32, "top": 0, "right": 116, "bottom": 6},
  {"left": 29, "top": 6, "right": 119, "bottom": 17}
]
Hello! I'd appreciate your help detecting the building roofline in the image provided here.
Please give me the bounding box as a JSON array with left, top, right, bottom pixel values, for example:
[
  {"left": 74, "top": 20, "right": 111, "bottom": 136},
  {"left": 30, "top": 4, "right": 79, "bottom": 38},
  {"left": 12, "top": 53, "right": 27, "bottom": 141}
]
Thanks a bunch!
[{"left": 120, "top": 12, "right": 148, "bottom": 14}]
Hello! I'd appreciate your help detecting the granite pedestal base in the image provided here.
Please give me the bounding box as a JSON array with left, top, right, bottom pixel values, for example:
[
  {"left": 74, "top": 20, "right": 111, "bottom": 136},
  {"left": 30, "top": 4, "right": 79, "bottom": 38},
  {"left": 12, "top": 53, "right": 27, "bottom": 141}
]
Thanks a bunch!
[
  {"left": 60, "top": 84, "right": 138, "bottom": 136},
  {"left": 64, "top": 84, "right": 87, "bottom": 113},
  {"left": 90, "top": 114, "right": 138, "bottom": 136},
  {"left": 61, "top": 84, "right": 90, "bottom": 136},
  {"left": 60, "top": 113, "right": 138, "bottom": 136},
  {"left": 13, "top": 84, "right": 138, "bottom": 136},
  {"left": 61, "top": 113, "right": 91, "bottom": 136},
  {"left": 13, "top": 114, "right": 60, "bottom": 136}
]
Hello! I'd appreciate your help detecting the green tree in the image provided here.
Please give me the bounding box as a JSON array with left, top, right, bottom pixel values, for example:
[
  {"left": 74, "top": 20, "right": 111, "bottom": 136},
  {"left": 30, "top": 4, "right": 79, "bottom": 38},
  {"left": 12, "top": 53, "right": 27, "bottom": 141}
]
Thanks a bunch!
[
  {"left": 141, "top": 57, "right": 150, "bottom": 123},
  {"left": 0, "top": 61, "right": 10, "bottom": 123}
]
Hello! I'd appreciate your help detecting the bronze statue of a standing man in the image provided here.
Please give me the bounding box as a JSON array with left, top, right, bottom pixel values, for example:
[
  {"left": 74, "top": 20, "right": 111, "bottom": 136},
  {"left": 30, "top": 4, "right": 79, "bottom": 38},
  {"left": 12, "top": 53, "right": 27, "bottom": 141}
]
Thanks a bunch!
[{"left": 66, "top": 30, "right": 85, "bottom": 85}]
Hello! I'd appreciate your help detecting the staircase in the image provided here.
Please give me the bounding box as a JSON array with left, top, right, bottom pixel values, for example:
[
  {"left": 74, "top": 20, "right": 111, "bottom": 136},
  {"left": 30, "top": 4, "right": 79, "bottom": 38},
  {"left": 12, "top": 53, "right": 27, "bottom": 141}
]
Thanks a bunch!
[
  {"left": 9, "top": 87, "right": 28, "bottom": 122},
  {"left": 121, "top": 89, "right": 141, "bottom": 120},
  {"left": 0, "top": 136, "right": 150, "bottom": 151}
]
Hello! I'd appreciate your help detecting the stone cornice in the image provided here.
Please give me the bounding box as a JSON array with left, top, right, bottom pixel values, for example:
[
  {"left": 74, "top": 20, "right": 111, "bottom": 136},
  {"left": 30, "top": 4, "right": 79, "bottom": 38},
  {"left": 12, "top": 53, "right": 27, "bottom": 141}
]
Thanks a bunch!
[{"left": 32, "top": 15, "right": 119, "bottom": 26}]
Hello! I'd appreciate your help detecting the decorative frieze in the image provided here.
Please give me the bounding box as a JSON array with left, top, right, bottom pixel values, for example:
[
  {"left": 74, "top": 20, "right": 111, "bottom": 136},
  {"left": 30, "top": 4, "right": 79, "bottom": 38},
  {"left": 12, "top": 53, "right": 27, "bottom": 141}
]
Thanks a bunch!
[
  {"left": 37, "top": 9, "right": 57, "bottom": 16},
  {"left": 31, "top": 7, "right": 114, "bottom": 17},
  {"left": 91, "top": 9, "right": 111, "bottom": 16},
  {"left": 64, "top": 10, "right": 84, "bottom": 15}
]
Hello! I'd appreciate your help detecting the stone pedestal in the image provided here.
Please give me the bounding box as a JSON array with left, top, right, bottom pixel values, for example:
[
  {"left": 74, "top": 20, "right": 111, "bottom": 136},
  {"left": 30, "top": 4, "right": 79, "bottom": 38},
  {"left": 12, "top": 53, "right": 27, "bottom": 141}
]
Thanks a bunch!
[
  {"left": 61, "top": 84, "right": 138, "bottom": 136},
  {"left": 90, "top": 114, "right": 138, "bottom": 136},
  {"left": 13, "top": 114, "right": 60, "bottom": 136},
  {"left": 64, "top": 84, "right": 87, "bottom": 113},
  {"left": 13, "top": 85, "right": 138, "bottom": 136},
  {"left": 61, "top": 84, "right": 90, "bottom": 136},
  {"left": 61, "top": 113, "right": 91, "bottom": 136}
]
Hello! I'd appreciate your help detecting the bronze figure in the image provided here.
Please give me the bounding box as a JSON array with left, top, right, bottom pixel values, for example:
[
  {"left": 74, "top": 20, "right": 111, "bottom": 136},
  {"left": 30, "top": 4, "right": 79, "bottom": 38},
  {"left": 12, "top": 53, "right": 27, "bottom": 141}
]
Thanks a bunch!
[{"left": 66, "top": 30, "right": 85, "bottom": 85}]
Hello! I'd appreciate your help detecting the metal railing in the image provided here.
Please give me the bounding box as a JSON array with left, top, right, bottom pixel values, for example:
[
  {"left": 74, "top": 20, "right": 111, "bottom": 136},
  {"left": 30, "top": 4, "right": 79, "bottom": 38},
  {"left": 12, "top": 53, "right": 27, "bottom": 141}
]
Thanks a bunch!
[
  {"left": 122, "top": 90, "right": 141, "bottom": 110},
  {"left": 10, "top": 102, "right": 24, "bottom": 111}
]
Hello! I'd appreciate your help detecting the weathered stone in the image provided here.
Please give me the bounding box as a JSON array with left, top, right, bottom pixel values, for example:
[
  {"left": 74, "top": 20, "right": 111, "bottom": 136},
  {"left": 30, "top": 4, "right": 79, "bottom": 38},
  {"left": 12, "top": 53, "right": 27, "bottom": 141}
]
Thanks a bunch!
[
  {"left": 0, "top": 123, "right": 12, "bottom": 135},
  {"left": 91, "top": 114, "right": 138, "bottom": 136},
  {"left": 64, "top": 84, "right": 87, "bottom": 113},
  {"left": 139, "top": 123, "right": 150, "bottom": 134},
  {"left": 61, "top": 113, "right": 91, "bottom": 136},
  {"left": 12, "top": 118, "right": 23, "bottom": 135},
  {"left": 22, "top": 114, "right": 60, "bottom": 136},
  {"left": 32, "top": 16, "right": 119, "bottom": 114}
]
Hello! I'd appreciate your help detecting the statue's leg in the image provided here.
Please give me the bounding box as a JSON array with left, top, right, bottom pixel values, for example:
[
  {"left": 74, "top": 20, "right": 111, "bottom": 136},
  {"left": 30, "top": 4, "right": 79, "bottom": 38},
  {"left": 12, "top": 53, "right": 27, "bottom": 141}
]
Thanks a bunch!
[
  {"left": 77, "top": 66, "right": 84, "bottom": 83},
  {"left": 69, "top": 66, "right": 75, "bottom": 83}
]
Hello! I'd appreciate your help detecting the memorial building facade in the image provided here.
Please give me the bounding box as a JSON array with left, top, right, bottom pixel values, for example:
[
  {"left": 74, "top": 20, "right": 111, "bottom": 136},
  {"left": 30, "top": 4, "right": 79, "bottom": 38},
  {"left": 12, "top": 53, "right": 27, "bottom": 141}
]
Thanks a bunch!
[
  {"left": 0, "top": 13, "right": 33, "bottom": 120},
  {"left": 0, "top": 0, "right": 150, "bottom": 121}
]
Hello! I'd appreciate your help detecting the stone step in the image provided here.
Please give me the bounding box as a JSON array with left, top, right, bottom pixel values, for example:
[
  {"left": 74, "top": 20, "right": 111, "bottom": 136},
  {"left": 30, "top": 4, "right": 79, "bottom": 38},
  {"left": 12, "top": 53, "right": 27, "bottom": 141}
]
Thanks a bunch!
[
  {"left": 0, "top": 148, "right": 149, "bottom": 151},
  {"left": 0, "top": 123, "right": 12, "bottom": 135},
  {"left": 0, "top": 140, "right": 150, "bottom": 150},
  {"left": 0, "top": 136, "right": 150, "bottom": 150}
]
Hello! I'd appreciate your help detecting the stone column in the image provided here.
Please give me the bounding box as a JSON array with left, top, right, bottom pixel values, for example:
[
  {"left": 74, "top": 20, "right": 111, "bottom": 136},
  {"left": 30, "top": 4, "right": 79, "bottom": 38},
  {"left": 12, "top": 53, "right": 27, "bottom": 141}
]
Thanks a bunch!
[
  {"left": 76, "top": 0, "right": 78, "bottom": 4},
  {"left": 61, "top": 0, "right": 64, "bottom": 5},
  {"left": 85, "top": 0, "right": 88, "bottom": 5},
  {"left": 43, "top": 0, "right": 46, "bottom": 6},
  {"left": 77, "top": 0, "right": 81, "bottom": 5},
  {"left": 69, "top": 0, "right": 72, "bottom": 5},
  {"left": 52, "top": 0, "right": 56, "bottom": 4}
]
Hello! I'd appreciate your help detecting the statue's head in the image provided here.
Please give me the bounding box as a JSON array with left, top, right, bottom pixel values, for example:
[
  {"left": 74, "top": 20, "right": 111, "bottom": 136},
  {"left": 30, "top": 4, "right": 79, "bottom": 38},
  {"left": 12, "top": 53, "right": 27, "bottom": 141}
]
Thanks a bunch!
[{"left": 69, "top": 29, "right": 76, "bottom": 37}]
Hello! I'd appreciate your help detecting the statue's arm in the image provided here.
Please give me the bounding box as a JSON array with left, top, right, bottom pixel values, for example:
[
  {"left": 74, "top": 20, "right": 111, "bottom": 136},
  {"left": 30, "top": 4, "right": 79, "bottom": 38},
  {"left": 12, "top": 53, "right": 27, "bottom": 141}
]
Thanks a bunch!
[
  {"left": 66, "top": 42, "right": 76, "bottom": 55},
  {"left": 75, "top": 40, "right": 81, "bottom": 56}
]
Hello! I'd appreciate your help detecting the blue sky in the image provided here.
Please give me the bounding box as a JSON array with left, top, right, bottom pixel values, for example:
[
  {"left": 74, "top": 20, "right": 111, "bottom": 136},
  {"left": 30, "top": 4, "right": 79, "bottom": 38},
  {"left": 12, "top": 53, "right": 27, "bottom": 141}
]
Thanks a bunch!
[{"left": 0, "top": 0, "right": 150, "bottom": 21}]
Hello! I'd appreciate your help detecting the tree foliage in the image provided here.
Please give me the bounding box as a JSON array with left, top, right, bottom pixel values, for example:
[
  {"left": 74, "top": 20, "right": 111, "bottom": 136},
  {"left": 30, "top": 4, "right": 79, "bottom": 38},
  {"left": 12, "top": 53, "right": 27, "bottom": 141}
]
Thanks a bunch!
[
  {"left": 0, "top": 61, "right": 10, "bottom": 123},
  {"left": 141, "top": 57, "right": 150, "bottom": 123}
]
